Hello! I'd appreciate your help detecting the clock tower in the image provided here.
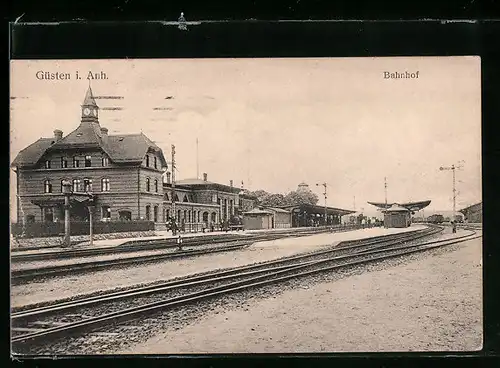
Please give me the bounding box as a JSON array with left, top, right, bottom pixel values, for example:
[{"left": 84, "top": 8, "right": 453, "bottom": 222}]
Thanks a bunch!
[{"left": 81, "top": 85, "right": 99, "bottom": 122}]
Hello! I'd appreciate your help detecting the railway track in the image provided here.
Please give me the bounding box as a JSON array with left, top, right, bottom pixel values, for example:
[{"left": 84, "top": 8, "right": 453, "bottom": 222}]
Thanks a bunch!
[
  {"left": 11, "top": 226, "right": 360, "bottom": 262},
  {"left": 11, "top": 226, "right": 370, "bottom": 284},
  {"left": 12, "top": 224, "right": 473, "bottom": 350}
]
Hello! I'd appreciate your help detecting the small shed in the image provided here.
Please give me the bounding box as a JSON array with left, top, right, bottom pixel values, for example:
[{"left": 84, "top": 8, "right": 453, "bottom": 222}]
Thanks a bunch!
[
  {"left": 242, "top": 208, "right": 274, "bottom": 230},
  {"left": 383, "top": 204, "right": 411, "bottom": 228},
  {"left": 263, "top": 207, "right": 292, "bottom": 229}
]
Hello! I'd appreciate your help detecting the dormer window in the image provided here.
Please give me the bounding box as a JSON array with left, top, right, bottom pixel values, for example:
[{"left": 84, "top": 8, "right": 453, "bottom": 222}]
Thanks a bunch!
[
  {"left": 85, "top": 155, "right": 92, "bottom": 167},
  {"left": 102, "top": 156, "right": 109, "bottom": 167},
  {"left": 73, "top": 157, "right": 80, "bottom": 168},
  {"left": 145, "top": 155, "right": 150, "bottom": 167},
  {"left": 61, "top": 157, "right": 68, "bottom": 168},
  {"left": 154, "top": 156, "right": 157, "bottom": 169},
  {"left": 45, "top": 160, "right": 51, "bottom": 169},
  {"left": 44, "top": 179, "right": 52, "bottom": 193}
]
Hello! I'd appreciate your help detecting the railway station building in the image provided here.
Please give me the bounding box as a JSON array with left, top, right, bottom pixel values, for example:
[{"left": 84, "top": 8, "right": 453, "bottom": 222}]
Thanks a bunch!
[
  {"left": 459, "top": 202, "right": 482, "bottom": 223},
  {"left": 11, "top": 86, "right": 258, "bottom": 234}
]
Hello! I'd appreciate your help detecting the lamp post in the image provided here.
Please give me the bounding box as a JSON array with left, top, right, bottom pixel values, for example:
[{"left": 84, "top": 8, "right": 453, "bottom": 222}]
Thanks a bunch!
[
  {"left": 87, "top": 201, "right": 95, "bottom": 246},
  {"left": 316, "top": 183, "right": 328, "bottom": 227},
  {"left": 439, "top": 161, "right": 463, "bottom": 223},
  {"left": 61, "top": 180, "right": 72, "bottom": 247}
]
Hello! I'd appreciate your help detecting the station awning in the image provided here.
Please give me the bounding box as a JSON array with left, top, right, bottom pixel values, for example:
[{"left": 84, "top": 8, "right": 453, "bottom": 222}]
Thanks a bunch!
[{"left": 280, "top": 204, "right": 355, "bottom": 216}]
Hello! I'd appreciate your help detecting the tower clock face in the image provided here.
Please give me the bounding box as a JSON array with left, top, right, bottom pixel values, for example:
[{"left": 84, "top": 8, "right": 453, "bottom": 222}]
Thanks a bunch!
[{"left": 83, "top": 108, "right": 91, "bottom": 116}]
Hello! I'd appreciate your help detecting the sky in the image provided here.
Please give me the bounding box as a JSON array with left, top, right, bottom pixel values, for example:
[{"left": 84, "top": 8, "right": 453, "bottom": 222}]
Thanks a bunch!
[{"left": 10, "top": 57, "right": 482, "bottom": 220}]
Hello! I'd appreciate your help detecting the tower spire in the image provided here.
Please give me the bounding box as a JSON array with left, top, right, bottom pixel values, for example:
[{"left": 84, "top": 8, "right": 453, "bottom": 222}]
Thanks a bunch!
[{"left": 83, "top": 84, "right": 98, "bottom": 107}]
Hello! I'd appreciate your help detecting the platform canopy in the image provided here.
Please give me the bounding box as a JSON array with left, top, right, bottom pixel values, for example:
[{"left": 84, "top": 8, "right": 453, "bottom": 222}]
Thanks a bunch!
[
  {"left": 367, "top": 200, "right": 431, "bottom": 212},
  {"left": 281, "top": 204, "right": 355, "bottom": 217}
]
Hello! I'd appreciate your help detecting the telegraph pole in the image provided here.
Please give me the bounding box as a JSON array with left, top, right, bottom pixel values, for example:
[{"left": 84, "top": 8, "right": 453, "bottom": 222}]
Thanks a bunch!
[
  {"left": 439, "top": 162, "right": 463, "bottom": 221},
  {"left": 384, "top": 177, "right": 388, "bottom": 211},
  {"left": 171, "top": 144, "right": 177, "bottom": 236},
  {"left": 316, "top": 183, "right": 328, "bottom": 227},
  {"left": 384, "top": 177, "right": 388, "bottom": 228},
  {"left": 196, "top": 137, "right": 199, "bottom": 180}
]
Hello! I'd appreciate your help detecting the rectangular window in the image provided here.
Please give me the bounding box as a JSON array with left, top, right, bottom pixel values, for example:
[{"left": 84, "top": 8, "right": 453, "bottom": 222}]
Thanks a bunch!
[
  {"left": 146, "top": 155, "right": 150, "bottom": 167},
  {"left": 61, "top": 157, "right": 68, "bottom": 168},
  {"left": 44, "top": 180, "right": 52, "bottom": 193},
  {"left": 72, "top": 179, "right": 81, "bottom": 192},
  {"left": 154, "top": 206, "right": 158, "bottom": 222},
  {"left": 145, "top": 205, "right": 151, "bottom": 221},
  {"left": 146, "top": 178, "right": 150, "bottom": 192},
  {"left": 73, "top": 157, "right": 80, "bottom": 168},
  {"left": 154, "top": 156, "right": 157, "bottom": 169},
  {"left": 83, "top": 178, "right": 93, "bottom": 192},
  {"left": 155, "top": 179, "right": 158, "bottom": 193},
  {"left": 101, "top": 178, "right": 110, "bottom": 192},
  {"left": 45, "top": 160, "right": 51, "bottom": 169},
  {"left": 85, "top": 155, "right": 92, "bottom": 167},
  {"left": 102, "top": 156, "right": 109, "bottom": 167}
]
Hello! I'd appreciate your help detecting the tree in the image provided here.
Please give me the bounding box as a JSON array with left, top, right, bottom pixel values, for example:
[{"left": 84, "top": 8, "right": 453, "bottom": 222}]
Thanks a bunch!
[
  {"left": 260, "top": 193, "right": 286, "bottom": 207},
  {"left": 283, "top": 189, "right": 319, "bottom": 206}
]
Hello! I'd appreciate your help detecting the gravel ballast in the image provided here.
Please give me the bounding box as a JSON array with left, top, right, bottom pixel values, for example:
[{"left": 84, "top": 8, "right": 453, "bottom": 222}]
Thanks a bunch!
[
  {"left": 11, "top": 227, "right": 424, "bottom": 308},
  {"left": 117, "top": 236, "right": 482, "bottom": 354}
]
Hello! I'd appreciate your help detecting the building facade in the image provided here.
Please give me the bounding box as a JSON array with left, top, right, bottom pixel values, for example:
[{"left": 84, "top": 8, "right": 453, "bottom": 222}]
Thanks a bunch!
[
  {"left": 11, "top": 87, "right": 258, "bottom": 231},
  {"left": 459, "top": 202, "right": 482, "bottom": 223},
  {"left": 12, "top": 87, "right": 169, "bottom": 227}
]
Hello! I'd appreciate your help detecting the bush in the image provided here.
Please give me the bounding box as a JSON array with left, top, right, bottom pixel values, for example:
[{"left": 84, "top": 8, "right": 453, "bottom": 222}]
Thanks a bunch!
[{"left": 11, "top": 221, "right": 155, "bottom": 238}]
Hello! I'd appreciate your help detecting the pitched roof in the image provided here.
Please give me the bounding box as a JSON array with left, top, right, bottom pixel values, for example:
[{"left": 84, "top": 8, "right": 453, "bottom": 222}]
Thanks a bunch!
[
  {"left": 176, "top": 178, "right": 215, "bottom": 185},
  {"left": 384, "top": 204, "right": 410, "bottom": 212},
  {"left": 50, "top": 121, "right": 103, "bottom": 149},
  {"left": 263, "top": 207, "right": 290, "bottom": 213},
  {"left": 243, "top": 208, "right": 274, "bottom": 215},
  {"left": 11, "top": 87, "right": 168, "bottom": 169},
  {"left": 104, "top": 133, "right": 166, "bottom": 163},
  {"left": 11, "top": 138, "right": 56, "bottom": 167}
]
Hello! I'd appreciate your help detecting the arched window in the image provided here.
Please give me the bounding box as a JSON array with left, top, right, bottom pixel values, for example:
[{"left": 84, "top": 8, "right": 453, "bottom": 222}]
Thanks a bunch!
[
  {"left": 85, "top": 155, "right": 92, "bottom": 167},
  {"left": 154, "top": 179, "right": 158, "bottom": 193},
  {"left": 145, "top": 155, "right": 150, "bottom": 167},
  {"left": 145, "top": 205, "right": 151, "bottom": 221},
  {"left": 154, "top": 156, "right": 157, "bottom": 169},
  {"left": 72, "top": 179, "right": 81, "bottom": 192},
  {"left": 44, "top": 179, "right": 52, "bottom": 193},
  {"left": 45, "top": 160, "right": 51, "bottom": 169},
  {"left": 102, "top": 205, "right": 111, "bottom": 220},
  {"left": 73, "top": 157, "right": 80, "bottom": 168},
  {"left": 61, "top": 157, "right": 68, "bottom": 168},
  {"left": 102, "top": 156, "right": 109, "bottom": 167},
  {"left": 146, "top": 178, "right": 150, "bottom": 192},
  {"left": 154, "top": 206, "right": 159, "bottom": 222}
]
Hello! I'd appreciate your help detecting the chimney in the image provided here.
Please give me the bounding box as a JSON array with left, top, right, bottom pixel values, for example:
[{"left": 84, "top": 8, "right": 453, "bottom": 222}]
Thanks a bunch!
[
  {"left": 100, "top": 127, "right": 108, "bottom": 141},
  {"left": 54, "top": 130, "right": 63, "bottom": 141},
  {"left": 203, "top": 173, "right": 208, "bottom": 181},
  {"left": 230, "top": 180, "right": 233, "bottom": 188},
  {"left": 166, "top": 172, "right": 171, "bottom": 184}
]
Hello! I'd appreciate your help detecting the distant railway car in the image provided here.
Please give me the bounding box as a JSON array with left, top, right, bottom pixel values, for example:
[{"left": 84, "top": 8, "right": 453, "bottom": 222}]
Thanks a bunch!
[{"left": 427, "top": 214, "right": 444, "bottom": 224}]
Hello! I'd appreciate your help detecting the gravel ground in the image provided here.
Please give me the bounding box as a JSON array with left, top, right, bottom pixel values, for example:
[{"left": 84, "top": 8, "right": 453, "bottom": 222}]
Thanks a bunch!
[
  {"left": 11, "top": 227, "right": 481, "bottom": 355},
  {"left": 11, "top": 227, "right": 422, "bottom": 309},
  {"left": 113, "top": 233, "right": 482, "bottom": 354}
]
